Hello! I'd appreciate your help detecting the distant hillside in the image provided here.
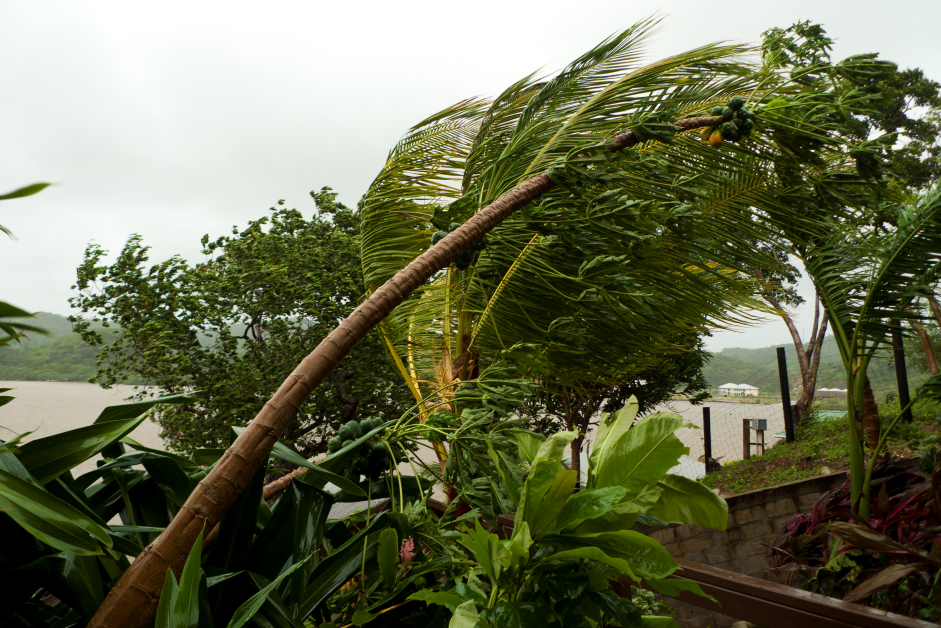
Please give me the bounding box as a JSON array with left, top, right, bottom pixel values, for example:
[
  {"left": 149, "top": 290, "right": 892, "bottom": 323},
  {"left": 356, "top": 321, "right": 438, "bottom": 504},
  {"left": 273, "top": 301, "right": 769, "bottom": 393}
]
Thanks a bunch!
[
  {"left": 703, "top": 335, "right": 929, "bottom": 397},
  {"left": 0, "top": 312, "right": 117, "bottom": 382}
]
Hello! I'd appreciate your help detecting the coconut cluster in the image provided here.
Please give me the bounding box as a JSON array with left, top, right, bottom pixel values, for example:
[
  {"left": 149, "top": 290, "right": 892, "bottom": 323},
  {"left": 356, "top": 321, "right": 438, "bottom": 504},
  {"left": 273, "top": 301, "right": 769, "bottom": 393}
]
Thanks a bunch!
[
  {"left": 702, "top": 96, "right": 756, "bottom": 147},
  {"left": 431, "top": 222, "right": 489, "bottom": 270},
  {"left": 326, "top": 417, "right": 403, "bottom": 480}
]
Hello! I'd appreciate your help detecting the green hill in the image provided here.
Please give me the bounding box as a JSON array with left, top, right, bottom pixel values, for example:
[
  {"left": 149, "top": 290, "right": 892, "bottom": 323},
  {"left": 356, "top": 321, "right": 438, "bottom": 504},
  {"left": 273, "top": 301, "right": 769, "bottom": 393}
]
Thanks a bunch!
[
  {"left": 0, "top": 312, "right": 116, "bottom": 382},
  {"left": 703, "top": 335, "right": 928, "bottom": 397}
]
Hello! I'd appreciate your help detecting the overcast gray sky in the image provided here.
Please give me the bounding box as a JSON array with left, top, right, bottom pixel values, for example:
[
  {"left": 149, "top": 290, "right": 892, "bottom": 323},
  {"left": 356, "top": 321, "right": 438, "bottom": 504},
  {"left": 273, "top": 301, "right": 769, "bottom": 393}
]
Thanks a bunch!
[{"left": 2, "top": 0, "right": 939, "bottom": 352}]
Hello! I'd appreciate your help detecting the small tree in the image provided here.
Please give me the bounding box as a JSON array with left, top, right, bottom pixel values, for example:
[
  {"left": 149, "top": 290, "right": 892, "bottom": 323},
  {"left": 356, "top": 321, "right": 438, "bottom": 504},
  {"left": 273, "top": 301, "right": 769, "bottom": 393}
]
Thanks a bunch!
[{"left": 70, "top": 189, "right": 413, "bottom": 455}]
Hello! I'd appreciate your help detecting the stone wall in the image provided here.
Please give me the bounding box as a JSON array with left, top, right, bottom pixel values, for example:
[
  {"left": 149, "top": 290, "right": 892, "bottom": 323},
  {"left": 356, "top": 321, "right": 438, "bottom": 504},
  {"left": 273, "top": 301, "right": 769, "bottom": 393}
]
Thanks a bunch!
[{"left": 633, "top": 472, "right": 848, "bottom": 628}]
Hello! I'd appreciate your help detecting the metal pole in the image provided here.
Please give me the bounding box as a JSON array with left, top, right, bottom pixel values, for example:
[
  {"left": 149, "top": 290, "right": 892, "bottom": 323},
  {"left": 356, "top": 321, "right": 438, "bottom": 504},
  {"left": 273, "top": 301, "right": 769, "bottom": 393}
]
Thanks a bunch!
[
  {"left": 892, "top": 326, "right": 914, "bottom": 424},
  {"left": 777, "top": 347, "right": 795, "bottom": 442},
  {"left": 742, "top": 419, "right": 750, "bottom": 460},
  {"left": 703, "top": 407, "right": 712, "bottom": 473}
]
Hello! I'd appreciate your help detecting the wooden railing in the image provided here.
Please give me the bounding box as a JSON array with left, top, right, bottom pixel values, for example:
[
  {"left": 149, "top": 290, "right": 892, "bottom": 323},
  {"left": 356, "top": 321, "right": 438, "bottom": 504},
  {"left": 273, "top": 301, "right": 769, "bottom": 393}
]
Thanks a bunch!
[{"left": 491, "top": 513, "right": 935, "bottom": 628}]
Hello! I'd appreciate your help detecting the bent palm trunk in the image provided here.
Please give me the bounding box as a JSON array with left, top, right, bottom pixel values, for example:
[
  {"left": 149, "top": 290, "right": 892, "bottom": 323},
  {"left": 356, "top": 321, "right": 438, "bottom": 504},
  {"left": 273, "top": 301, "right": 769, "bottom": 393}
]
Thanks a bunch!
[{"left": 89, "top": 115, "right": 720, "bottom": 628}]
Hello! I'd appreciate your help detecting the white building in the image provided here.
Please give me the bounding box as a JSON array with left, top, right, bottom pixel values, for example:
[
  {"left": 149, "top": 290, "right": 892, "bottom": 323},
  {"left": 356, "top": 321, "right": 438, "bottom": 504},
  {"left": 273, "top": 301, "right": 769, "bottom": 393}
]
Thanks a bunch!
[{"left": 718, "top": 383, "right": 760, "bottom": 397}]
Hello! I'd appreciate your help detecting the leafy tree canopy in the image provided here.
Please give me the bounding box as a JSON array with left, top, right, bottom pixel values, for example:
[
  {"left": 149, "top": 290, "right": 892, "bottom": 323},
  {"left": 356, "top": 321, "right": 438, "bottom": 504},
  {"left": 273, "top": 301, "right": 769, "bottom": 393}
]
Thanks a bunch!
[{"left": 70, "top": 188, "right": 413, "bottom": 455}]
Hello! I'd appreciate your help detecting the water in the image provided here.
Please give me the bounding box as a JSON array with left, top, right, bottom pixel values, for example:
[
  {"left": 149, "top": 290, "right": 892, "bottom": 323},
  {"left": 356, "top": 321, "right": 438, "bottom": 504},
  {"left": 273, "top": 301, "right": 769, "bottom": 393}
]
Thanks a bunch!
[{"left": 0, "top": 380, "right": 164, "bottom": 477}]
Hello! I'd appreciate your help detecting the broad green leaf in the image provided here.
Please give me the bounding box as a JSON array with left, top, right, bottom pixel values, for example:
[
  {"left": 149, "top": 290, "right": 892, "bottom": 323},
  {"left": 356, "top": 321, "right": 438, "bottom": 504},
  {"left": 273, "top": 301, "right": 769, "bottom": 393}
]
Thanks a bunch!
[
  {"left": 408, "top": 589, "right": 466, "bottom": 611},
  {"left": 191, "top": 448, "right": 226, "bottom": 466},
  {"left": 121, "top": 437, "right": 198, "bottom": 470},
  {"left": 377, "top": 528, "right": 399, "bottom": 587},
  {"left": 231, "top": 425, "right": 366, "bottom": 497},
  {"left": 352, "top": 609, "right": 378, "bottom": 626},
  {"left": 514, "top": 431, "right": 576, "bottom": 540},
  {"left": 461, "top": 519, "right": 500, "bottom": 583},
  {"left": 641, "top": 616, "right": 679, "bottom": 628},
  {"left": 545, "top": 529, "right": 678, "bottom": 581},
  {"left": 449, "top": 600, "right": 483, "bottom": 628},
  {"left": 0, "top": 467, "right": 111, "bottom": 555},
  {"left": 95, "top": 392, "right": 196, "bottom": 424},
  {"left": 650, "top": 474, "right": 728, "bottom": 530},
  {"left": 572, "top": 484, "right": 663, "bottom": 535},
  {"left": 12, "top": 393, "right": 194, "bottom": 485},
  {"left": 488, "top": 600, "right": 550, "bottom": 628},
  {"left": 541, "top": 546, "right": 638, "bottom": 582},
  {"left": 0, "top": 182, "right": 52, "bottom": 200},
  {"left": 174, "top": 528, "right": 205, "bottom": 628},
  {"left": 529, "top": 469, "right": 577, "bottom": 536},
  {"left": 226, "top": 554, "right": 312, "bottom": 628},
  {"left": 514, "top": 433, "right": 542, "bottom": 464},
  {"left": 587, "top": 397, "right": 638, "bottom": 487},
  {"left": 487, "top": 439, "right": 520, "bottom": 506},
  {"left": 206, "top": 464, "right": 265, "bottom": 574},
  {"left": 155, "top": 569, "right": 179, "bottom": 628},
  {"left": 593, "top": 413, "right": 689, "bottom": 500},
  {"left": 646, "top": 577, "right": 713, "bottom": 602},
  {"left": 548, "top": 486, "right": 627, "bottom": 533},
  {"left": 143, "top": 456, "right": 194, "bottom": 507},
  {"left": 16, "top": 415, "right": 150, "bottom": 484}
]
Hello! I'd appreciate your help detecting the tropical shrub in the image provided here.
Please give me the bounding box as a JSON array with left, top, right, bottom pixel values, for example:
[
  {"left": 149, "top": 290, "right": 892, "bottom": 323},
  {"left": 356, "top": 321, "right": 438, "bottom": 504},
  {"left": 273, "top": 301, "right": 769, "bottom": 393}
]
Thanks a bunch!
[
  {"left": 0, "top": 380, "right": 727, "bottom": 627},
  {"left": 769, "top": 458, "right": 941, "bottom": 622}
]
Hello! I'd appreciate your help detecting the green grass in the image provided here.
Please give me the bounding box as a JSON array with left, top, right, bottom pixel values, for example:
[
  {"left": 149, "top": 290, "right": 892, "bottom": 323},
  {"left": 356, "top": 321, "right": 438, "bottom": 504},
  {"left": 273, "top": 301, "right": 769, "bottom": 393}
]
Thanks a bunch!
[{"left": 701, "top": 399, "right": 941, "bottom": 495}]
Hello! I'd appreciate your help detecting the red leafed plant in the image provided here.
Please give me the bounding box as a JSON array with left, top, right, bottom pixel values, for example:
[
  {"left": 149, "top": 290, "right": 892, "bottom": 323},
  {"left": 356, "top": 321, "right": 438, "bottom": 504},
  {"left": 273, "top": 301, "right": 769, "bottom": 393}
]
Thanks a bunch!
[{"left": 769, "top": 458, "right": 941, "bottom": 622}]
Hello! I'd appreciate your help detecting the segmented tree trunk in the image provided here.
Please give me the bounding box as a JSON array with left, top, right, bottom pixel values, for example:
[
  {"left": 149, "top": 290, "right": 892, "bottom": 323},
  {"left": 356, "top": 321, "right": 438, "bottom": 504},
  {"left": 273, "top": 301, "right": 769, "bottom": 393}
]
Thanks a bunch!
[{"left": 89, "top": 115, "right": 720, "bottom": 628}]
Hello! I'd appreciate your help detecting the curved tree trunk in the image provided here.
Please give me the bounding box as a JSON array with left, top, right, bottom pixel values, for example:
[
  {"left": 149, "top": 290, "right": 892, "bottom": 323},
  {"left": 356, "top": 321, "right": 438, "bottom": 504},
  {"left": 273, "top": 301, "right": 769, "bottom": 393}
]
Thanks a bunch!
[{"left": 89, "top": 115, "right": 722, "bottom": 628}]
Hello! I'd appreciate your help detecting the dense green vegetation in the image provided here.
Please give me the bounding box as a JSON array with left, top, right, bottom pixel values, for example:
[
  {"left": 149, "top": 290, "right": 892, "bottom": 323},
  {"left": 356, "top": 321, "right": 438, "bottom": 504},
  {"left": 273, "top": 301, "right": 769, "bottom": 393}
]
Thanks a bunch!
[
  {"left": 702, "top": 400, "right": 941, "bottom": 494},
  {"left": 0, "top": 313, "right": 118, "bottom": 382},
  {"left": 701, "top": 336, "right": 930, "bottom": 396}
]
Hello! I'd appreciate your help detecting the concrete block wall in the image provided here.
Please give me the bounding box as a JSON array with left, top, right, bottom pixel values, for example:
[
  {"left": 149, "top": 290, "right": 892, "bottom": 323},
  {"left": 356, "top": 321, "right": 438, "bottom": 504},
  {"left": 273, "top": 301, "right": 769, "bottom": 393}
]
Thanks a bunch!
[{"left": 633, "top": 472, "right": 847, "bottom": 628}]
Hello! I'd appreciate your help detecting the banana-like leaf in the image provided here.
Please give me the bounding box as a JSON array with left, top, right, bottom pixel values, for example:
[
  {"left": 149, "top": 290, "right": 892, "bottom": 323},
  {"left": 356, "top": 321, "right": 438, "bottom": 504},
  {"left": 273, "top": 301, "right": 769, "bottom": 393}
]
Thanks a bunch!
[
  {"left": 544, "top": 529, "right": 678, "bottom": 581},
  {"left": 540, "top": 546, "right": 639, "bottom": 582},
  {"left": 592, "top": 413, "right": 690, "bottom": 501},
  {"left": 514, "top": 431, "right": 576, "bottom": 539},
  {"left": 547, "top": 486, "right": 628, "bottom": 534},
  {"left": 649, "top": 474, "right": 728, "bottom": 530}
]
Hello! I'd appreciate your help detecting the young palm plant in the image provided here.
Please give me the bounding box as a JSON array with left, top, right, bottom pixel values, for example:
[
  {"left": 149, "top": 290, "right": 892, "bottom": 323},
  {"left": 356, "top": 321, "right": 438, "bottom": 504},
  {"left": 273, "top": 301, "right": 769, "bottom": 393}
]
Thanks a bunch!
[{"left": 804, "top": 186, "right": 941, "bottom": 516}]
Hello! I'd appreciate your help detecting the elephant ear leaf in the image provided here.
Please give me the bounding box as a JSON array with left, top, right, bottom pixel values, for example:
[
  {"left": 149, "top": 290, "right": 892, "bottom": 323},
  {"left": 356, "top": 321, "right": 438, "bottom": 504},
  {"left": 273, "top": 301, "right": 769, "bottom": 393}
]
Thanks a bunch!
[
  {"left": 593, "top": 413, "right": 689, "bottom": 500},
  {"left": 649, "top": 474, "right": 728, "bottom": 531},
  {"left": 587, "top": 396, "right": 639, "bottom": 487},
  {"left": 514, "top": 432, "right": 576, "bottom": 536}
]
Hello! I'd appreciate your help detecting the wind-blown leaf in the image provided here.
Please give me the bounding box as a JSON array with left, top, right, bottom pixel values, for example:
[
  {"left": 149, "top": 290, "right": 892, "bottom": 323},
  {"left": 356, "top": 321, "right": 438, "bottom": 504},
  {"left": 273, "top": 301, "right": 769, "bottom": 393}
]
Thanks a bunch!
[
  {"left": 593, "top": 413, "right": 689, "bottom": 500},
  {"left": 649, "top": 474, "right": 728, "bottom": 530},
  {"left": 0, "top": 467, "right": 112, "bottom": 555}
]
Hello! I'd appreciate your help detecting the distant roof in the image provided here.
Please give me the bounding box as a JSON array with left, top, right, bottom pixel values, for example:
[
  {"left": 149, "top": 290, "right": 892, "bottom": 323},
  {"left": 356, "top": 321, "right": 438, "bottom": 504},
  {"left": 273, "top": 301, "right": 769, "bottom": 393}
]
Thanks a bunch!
[
  {"left": 737, "top": 384, "right": 758, "bottom": 389},
  {"left": 719, "top": 383, "right": 739, "bottom": 388}
]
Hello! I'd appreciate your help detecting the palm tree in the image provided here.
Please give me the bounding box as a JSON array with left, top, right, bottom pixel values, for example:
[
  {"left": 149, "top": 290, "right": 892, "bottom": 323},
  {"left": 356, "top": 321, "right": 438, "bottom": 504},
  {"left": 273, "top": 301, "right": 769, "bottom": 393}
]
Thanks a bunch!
[
  {"left": 90, "top": 20, "right": 899, "bottom": 627},
  {"left": 804, "top": 186, "right": 941, "bottom": 516}
]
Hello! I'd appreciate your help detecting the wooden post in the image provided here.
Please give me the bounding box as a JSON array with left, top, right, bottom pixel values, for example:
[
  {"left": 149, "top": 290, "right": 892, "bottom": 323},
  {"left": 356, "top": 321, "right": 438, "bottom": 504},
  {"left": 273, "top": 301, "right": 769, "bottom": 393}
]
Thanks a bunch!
[
  {"left": 742, "top": 419, "right": 750, "bottom": 460},
  {"left": 703, "top": 407, "right": 712, "bottom": 473},
  {"left": 757, "top": 429, "right": 765, "bottom": 456},
  {"left": 892, "top": 326, "right": 914, "bottom": 424},
  {"left": 776, "top": 347, "right": 795, "bottom": 442}
]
